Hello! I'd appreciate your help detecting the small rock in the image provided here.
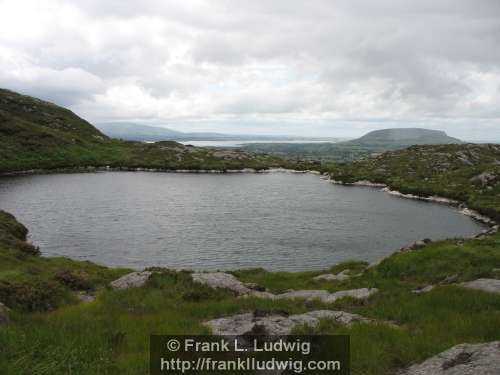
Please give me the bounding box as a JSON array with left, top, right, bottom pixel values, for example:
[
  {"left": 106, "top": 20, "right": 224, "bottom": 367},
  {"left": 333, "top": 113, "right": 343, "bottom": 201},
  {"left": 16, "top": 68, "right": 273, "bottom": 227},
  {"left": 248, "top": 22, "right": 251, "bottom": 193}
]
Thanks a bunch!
[
  {"left": 459, "top": 279, "right": 500, "bottom": 294},
  {"left": 76, "top": 292, "right": 95, "bottom": 303},
  {"left": 205, "top": 310, "right": 380, "bottom": 336},
  {"left": 0, "top": 302, "right": 9, "bottom": 324},
  {"left": 440, "top": 274, "right": 459, "bottom": 285},
  {"left": 399, "top": 341, "right": 500, "bottom": 375},
  {"left": 470, "top": 172, "right": 496, "bottom": 186},
  {"left": 110, "top": 271, "right": 153, "bottom": 290},
  {"left": 314, "top": 269, "right": 351, "bottom": 281},
  {"left": 191, "top": 272, "right": 253, "bottom": 295},
  {"left": 400, "top": 239, "right": 432, "bottom": 252},
  {"left": 243, "top": 282, "right": 267, "bottom": 292},
  {"left": 412, "top": 285, "right": 435, "bottom": 294}
]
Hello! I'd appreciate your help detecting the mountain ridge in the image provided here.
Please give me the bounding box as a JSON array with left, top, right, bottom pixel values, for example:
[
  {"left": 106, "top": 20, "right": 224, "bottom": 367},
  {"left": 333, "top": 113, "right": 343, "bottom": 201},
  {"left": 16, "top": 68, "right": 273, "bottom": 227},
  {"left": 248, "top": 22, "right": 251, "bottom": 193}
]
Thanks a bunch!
[{"left": 95, "top": 122, "right": 340, "bottom": 142}]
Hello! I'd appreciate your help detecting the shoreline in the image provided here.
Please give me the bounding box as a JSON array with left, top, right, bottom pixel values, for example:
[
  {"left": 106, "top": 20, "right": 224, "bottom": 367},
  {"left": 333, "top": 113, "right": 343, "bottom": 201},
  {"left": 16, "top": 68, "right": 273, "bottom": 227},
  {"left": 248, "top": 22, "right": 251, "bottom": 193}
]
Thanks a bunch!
[
  {"left": 0, "top": 166, "right": 324, "bottom": 177},
  {"left": 328, "top": 178, "right": 497, "bottom": 227}
]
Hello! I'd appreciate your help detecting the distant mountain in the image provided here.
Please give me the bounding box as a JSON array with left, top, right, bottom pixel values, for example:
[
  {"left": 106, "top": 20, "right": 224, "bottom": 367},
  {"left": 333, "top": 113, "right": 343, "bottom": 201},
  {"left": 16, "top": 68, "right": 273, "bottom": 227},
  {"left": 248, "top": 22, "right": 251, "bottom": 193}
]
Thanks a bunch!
[
  {"left": 345, "top": 128, "right": 462, "bottom": 147},
  {"left": 242, "top": 128, "right": 464, "bottom": 162},
  {"left": 95, "top": 122, "right": 185, "bottom": 141},
  {"left": 95, "top": 122, "right": 338, "bottom": 142}
]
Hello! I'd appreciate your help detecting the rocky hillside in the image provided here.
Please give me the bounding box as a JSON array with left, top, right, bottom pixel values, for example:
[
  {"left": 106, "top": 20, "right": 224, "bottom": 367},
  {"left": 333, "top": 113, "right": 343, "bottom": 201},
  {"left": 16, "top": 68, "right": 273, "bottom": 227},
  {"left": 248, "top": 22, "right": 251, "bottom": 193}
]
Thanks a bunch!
[
  {"left": 0, "top": 88, "right": 316, "bottom": 173},
  {"left": 328, "top": 143, "right": 500, "bottom": 220}
]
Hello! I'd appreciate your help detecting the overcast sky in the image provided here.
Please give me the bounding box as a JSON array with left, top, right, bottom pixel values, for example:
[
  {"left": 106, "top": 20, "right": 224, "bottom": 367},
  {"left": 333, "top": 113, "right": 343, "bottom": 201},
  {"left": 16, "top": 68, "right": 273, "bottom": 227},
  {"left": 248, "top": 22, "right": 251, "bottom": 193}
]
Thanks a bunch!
[{"left": 1, "top": 0, "right": 499, "bottom": 140}]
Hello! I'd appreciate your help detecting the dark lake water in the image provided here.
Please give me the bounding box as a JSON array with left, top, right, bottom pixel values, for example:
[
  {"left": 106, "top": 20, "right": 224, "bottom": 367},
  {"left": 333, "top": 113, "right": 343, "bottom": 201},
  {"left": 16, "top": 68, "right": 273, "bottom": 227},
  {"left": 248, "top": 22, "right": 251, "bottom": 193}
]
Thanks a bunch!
[{"left": 0, "top": 172, "right": 485, "bottom": 271}]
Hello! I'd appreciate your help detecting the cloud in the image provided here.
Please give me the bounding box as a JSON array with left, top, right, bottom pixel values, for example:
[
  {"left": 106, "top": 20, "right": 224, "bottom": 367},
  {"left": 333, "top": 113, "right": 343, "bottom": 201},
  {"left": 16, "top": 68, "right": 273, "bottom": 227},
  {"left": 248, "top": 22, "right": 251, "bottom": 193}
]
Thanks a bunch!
[{"left": 0, "top": 0, "right": 499, "bottom": 138}]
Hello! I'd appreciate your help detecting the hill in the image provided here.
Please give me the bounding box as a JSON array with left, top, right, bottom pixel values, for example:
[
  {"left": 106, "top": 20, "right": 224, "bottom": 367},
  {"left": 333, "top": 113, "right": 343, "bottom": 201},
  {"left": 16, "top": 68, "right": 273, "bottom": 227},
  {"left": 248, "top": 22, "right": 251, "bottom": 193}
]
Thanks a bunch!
[
  {"left": 242, "top": 128, "right": 463, "bottom": 162},
  {"left": 0, "top": 88, "right": 316, "bottom": 173},
  {"left": 347, "top": 128, "right": 462, "bottom": 147}
]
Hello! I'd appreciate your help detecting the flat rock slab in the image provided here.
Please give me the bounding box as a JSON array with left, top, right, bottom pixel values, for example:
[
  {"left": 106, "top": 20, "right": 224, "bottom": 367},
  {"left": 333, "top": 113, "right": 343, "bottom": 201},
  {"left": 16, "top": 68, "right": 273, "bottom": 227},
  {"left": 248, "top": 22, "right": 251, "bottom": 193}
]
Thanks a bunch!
[
  {"left": 459, "top": 279, "right": 500, "bottom": 294},
  {"left": 110, "top": 271, "right": 153, "bottom": 290},
  {"left": 205, "top": 310, "right": 376, "bottom": 336},
  {"left": 412, "top": 285, "right": 435, "bottom": 294},
  {"left": 191, "top": 272, "right": 378, "bottom": 303},
  {"left": 270, "top": 288, "right": 378, "bottom": 304},
  {"left": 314, "top": 269, "right": 351, "bottom": 281},
  {"left": 400, "top": 341, "right": 500, "bottom": 375},
  {"left": 191, "top": 272, "right": 253, "bottom": 295}
]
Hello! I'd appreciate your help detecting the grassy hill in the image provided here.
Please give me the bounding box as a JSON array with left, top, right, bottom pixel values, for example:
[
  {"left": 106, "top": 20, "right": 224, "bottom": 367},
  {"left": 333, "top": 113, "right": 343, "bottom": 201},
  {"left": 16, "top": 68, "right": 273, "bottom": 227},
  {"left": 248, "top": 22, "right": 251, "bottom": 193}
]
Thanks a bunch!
[{"left": 0, "top": 89, "right": 317, "bottom": 173}]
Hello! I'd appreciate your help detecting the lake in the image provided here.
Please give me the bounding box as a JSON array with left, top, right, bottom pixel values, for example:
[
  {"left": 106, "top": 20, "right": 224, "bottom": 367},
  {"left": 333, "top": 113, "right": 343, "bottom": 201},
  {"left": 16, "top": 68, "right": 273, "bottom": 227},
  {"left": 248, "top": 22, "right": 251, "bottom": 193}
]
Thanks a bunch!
[
  {"left": 178, "top": 140, "right": 340, "bottom": 147},
  {"left": 0, "top": 172, "right": 485, "bottom": 271}
]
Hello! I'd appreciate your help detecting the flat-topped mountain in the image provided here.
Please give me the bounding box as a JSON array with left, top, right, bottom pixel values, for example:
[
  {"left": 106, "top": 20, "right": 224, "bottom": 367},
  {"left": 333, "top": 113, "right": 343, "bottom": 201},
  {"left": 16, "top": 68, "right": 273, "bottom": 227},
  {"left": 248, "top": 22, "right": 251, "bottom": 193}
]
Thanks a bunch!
[{"left": 347, "top": 128, "right": 462, "bottom": 147}]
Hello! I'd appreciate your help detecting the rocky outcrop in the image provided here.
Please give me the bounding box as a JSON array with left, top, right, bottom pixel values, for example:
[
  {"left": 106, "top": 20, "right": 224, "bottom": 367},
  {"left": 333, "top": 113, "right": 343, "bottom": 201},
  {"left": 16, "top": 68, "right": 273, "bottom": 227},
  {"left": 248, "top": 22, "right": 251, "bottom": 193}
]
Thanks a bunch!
[
  {"left": 470, "top": 172, "right": 496, "bottom": 186},
  {"left": 412, "top": 285, "right": 435, "bottom": 294},
  {"left": 399, "top": 341, "right": 500, "bottom": 375},
  {"left": 313, "top": 269, "right": 351, "bottom": 281},
  {"left": 400, "top": 239, "right": 432, "bottom": 252},
  {"left": 191, "top": 272, "right": 254, "bottom": 295},
  {"left": 110, "top": 271, "right": 153, "bottom": 290},
  {"left": 460, "top": 209, "right": 496, "bottom": 226},
  {"left": 0, "top": 302, "right": 9, "bottom": 324},
  {"left": 192, "top": 272, "right": 378, "bottom": 303},
  {"left": 329, "top": 180, "right": 387, "bottom": 187},
  {"left": 474, "top": 225, "right": 499, "bottom": 239},
  {"left": 381, "top": 188, "right": 460, "bottom": 206},
  {"left": 205, "top": 310, "right": 379, "bottom": 336},
  {"left": 263, "top": 288, "right": 379, "bottom": 304},
  {"left": 459, "top": 279, "right": 500, "bottom": 294}
]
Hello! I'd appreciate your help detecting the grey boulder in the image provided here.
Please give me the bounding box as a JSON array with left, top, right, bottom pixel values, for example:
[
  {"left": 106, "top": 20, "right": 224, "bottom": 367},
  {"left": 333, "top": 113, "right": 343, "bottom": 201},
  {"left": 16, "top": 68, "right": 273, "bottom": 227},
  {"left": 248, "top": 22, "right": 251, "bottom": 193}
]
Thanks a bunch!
[
  {"left": 399, "top": 341, "right": 500, "bottom": 375},
  {"left": 110, "top": 271, "right": 153, "bottom": 290},
  {"left": 459, "top": 279, "right": 500, "bottom": 294},
  {"left": 205, "top": 310, "right": 379, "bottom": 336}
]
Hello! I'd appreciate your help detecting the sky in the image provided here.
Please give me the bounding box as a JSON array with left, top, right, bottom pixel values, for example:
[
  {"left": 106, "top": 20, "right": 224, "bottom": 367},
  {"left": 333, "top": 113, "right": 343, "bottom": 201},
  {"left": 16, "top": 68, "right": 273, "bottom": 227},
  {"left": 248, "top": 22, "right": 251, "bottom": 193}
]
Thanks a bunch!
[{"left": 0, "top": 0, "right": 499, "bottom": 140}]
